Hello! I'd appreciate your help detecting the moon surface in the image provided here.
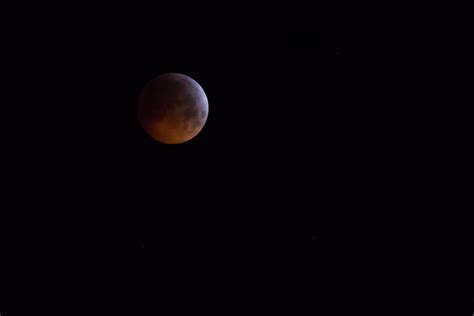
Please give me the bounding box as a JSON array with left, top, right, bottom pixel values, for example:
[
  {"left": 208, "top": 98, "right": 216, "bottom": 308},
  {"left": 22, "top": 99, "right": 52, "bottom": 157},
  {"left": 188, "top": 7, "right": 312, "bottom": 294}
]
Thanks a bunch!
[{"left": 137, "top": 73, "right": 209, "bottom": 144}]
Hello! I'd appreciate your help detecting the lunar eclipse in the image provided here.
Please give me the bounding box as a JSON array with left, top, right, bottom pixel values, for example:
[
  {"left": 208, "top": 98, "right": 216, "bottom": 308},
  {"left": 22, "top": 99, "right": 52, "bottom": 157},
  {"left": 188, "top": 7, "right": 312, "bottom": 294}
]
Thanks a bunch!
[{"left": 137, "top": 73, "right": 209, "bottom": 144}]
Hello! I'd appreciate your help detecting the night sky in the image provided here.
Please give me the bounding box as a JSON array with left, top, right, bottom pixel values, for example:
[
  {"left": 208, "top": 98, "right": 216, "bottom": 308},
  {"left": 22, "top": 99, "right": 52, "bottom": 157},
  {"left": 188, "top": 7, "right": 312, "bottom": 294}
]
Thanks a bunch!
[{"left": 0, "top": 6, "right": 471, "bottom": 315}]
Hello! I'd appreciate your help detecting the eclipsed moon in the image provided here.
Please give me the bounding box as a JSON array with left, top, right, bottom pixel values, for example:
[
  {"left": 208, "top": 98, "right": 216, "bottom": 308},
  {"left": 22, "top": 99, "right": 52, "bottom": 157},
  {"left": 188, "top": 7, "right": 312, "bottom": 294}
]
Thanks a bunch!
[{"left": 137, "top": 73, "right": 209, "bottom": 144}]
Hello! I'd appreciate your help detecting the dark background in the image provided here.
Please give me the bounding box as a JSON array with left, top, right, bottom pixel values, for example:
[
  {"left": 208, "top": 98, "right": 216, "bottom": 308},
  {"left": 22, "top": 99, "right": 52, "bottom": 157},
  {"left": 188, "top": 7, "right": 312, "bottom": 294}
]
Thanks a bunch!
[{"left": 0, "top": 5, "right": 471, "bottom": 315}]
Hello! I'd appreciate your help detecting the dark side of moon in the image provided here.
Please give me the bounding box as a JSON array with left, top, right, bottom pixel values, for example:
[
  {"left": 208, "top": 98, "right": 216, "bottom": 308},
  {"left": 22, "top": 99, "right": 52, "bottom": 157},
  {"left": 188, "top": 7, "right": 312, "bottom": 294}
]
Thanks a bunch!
[{"left": 137, "top": 73, "right": 209, "bottom": 144}]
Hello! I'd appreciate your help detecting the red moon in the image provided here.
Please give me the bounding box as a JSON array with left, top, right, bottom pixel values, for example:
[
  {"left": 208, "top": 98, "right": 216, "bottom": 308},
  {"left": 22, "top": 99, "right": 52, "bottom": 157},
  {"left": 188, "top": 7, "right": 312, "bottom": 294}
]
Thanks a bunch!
[{"left": 137, "top": 73, "right": 209, "bottom": 144}]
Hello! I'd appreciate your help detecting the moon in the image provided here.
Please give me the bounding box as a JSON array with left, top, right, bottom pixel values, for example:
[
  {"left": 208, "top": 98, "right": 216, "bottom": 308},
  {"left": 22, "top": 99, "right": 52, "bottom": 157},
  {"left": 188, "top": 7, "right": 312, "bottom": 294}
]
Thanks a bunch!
[{"left": 137, "top": 73, "right": 209, "bottom": 144}]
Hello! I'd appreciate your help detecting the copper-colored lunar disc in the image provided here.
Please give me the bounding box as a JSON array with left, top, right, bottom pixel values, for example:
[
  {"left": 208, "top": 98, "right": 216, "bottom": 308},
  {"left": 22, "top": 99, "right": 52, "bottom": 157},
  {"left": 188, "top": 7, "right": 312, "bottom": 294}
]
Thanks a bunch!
[{"left": 137, "top": 73, "right": 209, "bottom": 144}]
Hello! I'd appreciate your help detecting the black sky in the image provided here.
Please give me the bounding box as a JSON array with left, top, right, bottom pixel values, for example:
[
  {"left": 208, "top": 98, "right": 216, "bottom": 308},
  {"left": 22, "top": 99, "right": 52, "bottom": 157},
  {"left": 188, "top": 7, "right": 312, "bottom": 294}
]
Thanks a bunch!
[{"left": 0, "top": 6, "right": 471, "bottom": 315}]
